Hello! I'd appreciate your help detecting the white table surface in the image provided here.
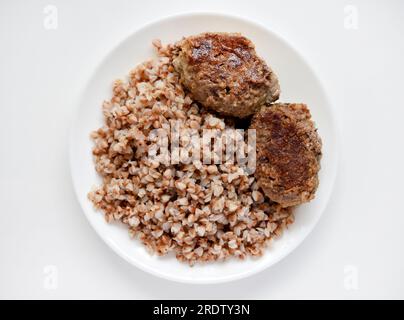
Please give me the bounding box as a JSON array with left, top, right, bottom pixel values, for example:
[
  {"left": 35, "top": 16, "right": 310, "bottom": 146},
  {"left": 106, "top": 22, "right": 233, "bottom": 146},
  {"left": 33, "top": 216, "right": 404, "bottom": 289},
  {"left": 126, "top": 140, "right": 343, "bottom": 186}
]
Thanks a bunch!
[{"left": 1, "top": 0, "right": 403, "bottom": 299}]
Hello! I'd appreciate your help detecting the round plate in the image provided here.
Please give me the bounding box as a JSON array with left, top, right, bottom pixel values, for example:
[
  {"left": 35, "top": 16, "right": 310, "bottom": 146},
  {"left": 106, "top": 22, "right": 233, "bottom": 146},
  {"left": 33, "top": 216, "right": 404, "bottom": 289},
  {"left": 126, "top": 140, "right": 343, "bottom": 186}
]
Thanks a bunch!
[{"left": 70, "top": 12, "right": 338, "bottom": 284}]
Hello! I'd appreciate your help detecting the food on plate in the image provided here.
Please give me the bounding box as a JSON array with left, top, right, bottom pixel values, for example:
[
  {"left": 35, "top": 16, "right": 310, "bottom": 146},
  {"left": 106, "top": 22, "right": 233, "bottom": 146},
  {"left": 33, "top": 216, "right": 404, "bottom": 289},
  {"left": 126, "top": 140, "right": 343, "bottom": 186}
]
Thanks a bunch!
[
  {"left": 172, "top": 32, "right": 280, "bottom": 118},
  {"left": 88, "top": 41, "right": 293, "bottom": 264},
  {"left": 88, "top": 34, "right": 322, "bottom": 265},
  {"left": 250, "top": 103, "right": 322, "bottom": 207}
]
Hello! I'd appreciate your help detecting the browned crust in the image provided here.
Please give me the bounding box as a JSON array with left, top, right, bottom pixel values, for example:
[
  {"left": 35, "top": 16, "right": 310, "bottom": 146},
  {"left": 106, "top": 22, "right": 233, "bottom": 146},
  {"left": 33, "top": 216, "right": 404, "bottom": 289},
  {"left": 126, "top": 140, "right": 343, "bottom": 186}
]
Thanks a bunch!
[
  {"left": 173, "top": 32, "right": 280, "bottom": 118},
  {"left": 250, "top": 103, "right": 322, "bottom": 207}
]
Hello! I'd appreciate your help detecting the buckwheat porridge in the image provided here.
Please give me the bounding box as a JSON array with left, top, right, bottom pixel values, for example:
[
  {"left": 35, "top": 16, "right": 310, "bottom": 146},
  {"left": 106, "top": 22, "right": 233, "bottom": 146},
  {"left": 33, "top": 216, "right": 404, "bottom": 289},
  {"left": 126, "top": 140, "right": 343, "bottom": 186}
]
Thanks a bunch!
[{"left": 88, "top": 33, "right": 321, "bottom": 264}]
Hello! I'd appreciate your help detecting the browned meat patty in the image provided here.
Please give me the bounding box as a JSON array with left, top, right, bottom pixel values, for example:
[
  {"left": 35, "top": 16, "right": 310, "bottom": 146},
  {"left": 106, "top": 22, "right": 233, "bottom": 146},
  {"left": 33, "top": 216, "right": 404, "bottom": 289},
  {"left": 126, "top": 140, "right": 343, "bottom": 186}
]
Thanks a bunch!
[
  {"left": 250, "top": 103, "right": 322, "bottom": 207},
  {"left": 172, "top": 32, "right": 280, "bottom": 118}
]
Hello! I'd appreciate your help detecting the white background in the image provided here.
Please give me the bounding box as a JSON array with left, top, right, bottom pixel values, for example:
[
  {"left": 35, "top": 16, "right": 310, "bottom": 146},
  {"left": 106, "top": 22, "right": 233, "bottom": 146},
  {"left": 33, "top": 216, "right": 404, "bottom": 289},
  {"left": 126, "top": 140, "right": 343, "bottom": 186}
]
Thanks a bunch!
[{"left": 1, "top": 0, "right": 403, "bottom": 299}]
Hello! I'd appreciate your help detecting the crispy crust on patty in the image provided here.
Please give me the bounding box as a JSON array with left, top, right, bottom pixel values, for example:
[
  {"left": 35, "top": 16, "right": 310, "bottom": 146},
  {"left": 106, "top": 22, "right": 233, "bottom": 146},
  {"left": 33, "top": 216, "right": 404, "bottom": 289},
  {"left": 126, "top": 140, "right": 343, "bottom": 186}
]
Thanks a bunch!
[
  {"left": 173, "top": 32, "right": 280, "bottom": 118},
  {"left": 250, "top": 103, "right": 322, "bottom": 207}
]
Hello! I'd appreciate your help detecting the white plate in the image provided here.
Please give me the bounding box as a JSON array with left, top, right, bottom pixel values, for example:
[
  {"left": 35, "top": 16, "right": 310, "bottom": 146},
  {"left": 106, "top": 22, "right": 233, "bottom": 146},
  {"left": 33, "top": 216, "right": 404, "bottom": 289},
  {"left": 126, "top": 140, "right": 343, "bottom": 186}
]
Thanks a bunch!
[{"left": 70, "top": 12, "right": 338, "bottom": 284}]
